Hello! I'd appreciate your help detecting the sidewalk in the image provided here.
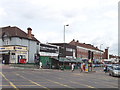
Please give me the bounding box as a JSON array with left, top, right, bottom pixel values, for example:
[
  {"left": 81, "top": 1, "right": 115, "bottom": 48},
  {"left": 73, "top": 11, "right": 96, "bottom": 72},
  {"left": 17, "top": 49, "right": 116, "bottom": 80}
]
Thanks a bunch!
[{"left": 8, "top": 64, "right": 96, "bottom": 73}]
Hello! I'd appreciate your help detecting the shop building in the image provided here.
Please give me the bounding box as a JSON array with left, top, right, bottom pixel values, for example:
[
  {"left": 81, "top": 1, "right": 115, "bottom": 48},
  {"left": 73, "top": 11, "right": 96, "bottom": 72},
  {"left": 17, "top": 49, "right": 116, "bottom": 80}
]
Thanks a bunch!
[
  {"left": 39, "top": 43, "right": 59, "bottom": 69},
  {"left": 50, "top": 43, "right": 77, "bottom": 59},
  {"left": 0, "top": 45, "right": 28, "bottom": 64},
  {"left": 69, "top": 39, "right": 104, "bottom": 63},
  {"left": 49, "top": 43, "right": 78, "bottom": 69},
  {"left": 0, "top": 26, "right": 40, "bottom": 64}
]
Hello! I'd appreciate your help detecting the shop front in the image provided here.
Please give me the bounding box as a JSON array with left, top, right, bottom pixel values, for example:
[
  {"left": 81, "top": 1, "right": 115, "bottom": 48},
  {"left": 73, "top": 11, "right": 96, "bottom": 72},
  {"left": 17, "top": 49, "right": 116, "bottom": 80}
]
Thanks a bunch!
[{"left": 0, "top": 45, "right": 28, "bottom": 64}]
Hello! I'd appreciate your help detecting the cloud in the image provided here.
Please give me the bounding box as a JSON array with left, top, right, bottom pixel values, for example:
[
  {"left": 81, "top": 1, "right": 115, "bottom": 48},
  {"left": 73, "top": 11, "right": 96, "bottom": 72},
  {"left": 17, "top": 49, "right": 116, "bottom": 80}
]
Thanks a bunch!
[{"left": 0, "top": 0, "right": 118, "bottom": 55}]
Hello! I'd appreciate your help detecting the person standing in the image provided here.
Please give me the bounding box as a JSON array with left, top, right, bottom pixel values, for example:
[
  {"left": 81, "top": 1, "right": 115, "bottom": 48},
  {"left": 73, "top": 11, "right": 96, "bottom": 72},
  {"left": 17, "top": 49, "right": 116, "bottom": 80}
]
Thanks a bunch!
[
  {"left": 82, "top": 63, "right": 86, "bottom": 72},
  {"left": 40, "top": 62, "right": 42, "bottom": 69}
]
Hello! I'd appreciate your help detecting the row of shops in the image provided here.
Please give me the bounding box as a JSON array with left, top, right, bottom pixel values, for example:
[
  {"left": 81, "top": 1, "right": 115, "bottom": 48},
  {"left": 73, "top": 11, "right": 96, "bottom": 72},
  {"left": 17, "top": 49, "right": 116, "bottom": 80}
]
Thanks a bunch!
[
  {"left": 0, "top": 26, "right": 109, "bottom": 71},
  {"left": 0, "top": 44, "right": 93, "bottom": 70}
]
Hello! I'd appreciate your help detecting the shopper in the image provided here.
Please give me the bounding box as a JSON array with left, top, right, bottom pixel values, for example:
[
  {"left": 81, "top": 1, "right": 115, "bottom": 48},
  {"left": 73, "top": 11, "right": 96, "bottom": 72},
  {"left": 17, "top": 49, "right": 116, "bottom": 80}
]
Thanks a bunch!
[{"left": 71, "top": 63, "right": 75, "bottom": 72}]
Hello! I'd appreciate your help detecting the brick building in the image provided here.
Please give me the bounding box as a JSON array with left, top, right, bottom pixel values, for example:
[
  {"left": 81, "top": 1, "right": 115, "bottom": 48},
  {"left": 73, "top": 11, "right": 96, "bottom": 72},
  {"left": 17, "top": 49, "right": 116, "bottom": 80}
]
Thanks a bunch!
[{"left": 69, "top": 39, "right": 104, "bottom": 62}]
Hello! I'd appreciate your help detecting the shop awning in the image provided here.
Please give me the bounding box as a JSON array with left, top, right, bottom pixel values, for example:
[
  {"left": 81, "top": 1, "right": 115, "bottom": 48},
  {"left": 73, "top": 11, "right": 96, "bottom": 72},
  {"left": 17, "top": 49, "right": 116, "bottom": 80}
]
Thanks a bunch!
[
  {"left": 51, "top": 57, "right": 85, "bottom": 63},
  {"left": 0, "top": 51, "right": 9, "bottom": 54}
]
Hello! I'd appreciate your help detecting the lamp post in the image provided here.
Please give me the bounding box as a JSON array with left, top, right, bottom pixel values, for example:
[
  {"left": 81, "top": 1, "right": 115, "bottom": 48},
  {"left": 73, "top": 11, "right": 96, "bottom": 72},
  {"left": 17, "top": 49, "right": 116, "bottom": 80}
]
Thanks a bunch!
[
  {"left": 63, "top": 24, "right": 69, "bottom": 69},
  {"left": 107, "top": 47, "right": 109, "bottom": 59},
  {"left": 100, "top": 44, "right": 103, "bottom": 63},
  {"left": 64, "top": 24, "right": 69, "bottom": 43}
]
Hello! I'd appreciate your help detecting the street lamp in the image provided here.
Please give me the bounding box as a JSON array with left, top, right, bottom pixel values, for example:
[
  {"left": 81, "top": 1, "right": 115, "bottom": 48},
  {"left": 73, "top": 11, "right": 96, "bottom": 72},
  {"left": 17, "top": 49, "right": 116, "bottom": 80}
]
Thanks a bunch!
[
  {"left": 64, "top": 24, "right": 69, "bottom": 43},
  {"left": 63, "top": 24, "right": 69, "bottom": 69},
  {"left": 100, "top": 44, "right": 103, "bottom": 62},
  {"left": 107, "top": 47, "right": 109, "bottom": 59}
]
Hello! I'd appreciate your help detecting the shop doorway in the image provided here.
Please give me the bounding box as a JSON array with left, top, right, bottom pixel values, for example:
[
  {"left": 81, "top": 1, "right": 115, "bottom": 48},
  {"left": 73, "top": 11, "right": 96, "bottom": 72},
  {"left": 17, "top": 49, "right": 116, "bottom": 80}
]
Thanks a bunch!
[{"left": 2, "top": 54, "right": 10, "bottom": 64}]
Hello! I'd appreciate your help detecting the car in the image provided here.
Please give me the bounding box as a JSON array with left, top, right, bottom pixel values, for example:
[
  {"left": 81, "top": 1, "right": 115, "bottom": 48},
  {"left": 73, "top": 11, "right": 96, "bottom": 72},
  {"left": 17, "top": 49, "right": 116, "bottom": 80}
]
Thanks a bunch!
[{"left": 109, "top": 66, "right": 120, "bottom": 77}]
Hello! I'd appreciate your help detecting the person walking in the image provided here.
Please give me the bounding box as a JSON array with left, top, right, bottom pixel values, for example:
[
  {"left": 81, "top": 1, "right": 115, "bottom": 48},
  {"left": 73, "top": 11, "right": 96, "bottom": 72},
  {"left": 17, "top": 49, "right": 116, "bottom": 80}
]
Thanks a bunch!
[
  {"left": 78, "top": 63, "right": 82, "bottom": 72},
  {"left": 71, "top": 63, "right": 75, "bottom": 72}
]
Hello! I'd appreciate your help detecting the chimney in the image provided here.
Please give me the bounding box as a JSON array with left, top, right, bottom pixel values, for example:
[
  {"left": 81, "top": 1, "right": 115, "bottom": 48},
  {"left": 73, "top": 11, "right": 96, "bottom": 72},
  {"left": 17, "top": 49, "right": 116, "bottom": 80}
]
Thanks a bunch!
[
  {"left": 27, "top": 27, "right": 32, "bottom": 39},
  {"left": 72, "top": 39, "right": 75, "bottom": 41},
  {"left": 104, "top": 48, "right": 109, "bottom": 59},
  {"left": 76, "top": 40, "right": 79, "bottom": 43}
]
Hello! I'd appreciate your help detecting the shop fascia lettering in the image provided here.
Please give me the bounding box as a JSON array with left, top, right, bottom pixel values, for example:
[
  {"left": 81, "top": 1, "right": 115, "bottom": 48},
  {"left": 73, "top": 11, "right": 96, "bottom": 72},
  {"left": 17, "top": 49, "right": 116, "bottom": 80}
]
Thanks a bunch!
[
  {"left": 0, "top": 46, "right": 27, "bottom": 51},
  {"left": 40, "top": 46, "right": 58, "bottom": 51}
]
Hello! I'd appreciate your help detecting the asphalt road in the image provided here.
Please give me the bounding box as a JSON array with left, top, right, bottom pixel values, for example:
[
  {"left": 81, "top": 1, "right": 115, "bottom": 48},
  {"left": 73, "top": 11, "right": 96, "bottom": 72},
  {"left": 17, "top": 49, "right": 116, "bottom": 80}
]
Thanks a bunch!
[{"left": 0, "top": 65, "right": 119, "bottom": 90}]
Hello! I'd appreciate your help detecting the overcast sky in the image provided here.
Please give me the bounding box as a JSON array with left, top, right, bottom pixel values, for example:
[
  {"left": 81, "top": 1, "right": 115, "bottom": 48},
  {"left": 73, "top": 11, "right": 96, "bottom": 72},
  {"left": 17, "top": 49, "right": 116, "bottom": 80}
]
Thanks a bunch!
[{"left": 0, "top": 0, "right": 119, "bottom": 55}]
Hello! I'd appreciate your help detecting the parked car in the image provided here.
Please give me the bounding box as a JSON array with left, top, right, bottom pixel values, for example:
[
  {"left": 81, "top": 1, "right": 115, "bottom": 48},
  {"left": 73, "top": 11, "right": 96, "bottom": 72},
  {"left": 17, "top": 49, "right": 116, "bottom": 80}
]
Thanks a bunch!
[{"left": 109, "top": 66, "right": 120, "bottom": 77}]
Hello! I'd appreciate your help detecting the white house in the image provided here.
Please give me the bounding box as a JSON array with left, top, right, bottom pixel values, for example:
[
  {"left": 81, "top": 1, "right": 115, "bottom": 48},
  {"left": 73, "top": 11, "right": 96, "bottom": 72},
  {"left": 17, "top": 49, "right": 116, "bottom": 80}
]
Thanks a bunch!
[{"left": 0, "top": 26, "right": 40, "bottom": 64}]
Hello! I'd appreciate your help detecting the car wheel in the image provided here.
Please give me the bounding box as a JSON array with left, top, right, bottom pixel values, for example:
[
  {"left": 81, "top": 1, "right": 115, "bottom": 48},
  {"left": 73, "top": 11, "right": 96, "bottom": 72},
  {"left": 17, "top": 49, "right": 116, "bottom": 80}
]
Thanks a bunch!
[
  {"left": 112, "top": 73, "right": 114, "bottom": 77},
  {"left": 109, "top": 73, "right": 111, "bottom": 76}
]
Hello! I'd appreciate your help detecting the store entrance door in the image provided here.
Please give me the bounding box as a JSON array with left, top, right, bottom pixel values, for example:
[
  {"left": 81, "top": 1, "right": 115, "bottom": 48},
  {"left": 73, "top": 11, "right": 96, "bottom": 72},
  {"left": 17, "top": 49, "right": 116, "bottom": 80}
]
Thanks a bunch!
[{"left": 3, "top": 54, "right": 10, "bottom": 64}]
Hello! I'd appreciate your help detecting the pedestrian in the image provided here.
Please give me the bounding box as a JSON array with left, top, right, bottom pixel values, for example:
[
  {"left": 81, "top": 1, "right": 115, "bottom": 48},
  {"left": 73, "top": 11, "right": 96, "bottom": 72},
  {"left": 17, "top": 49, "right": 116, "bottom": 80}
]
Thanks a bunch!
[
  {"left": 71, "top": 63, "right": 75, "bottom": 72},
  {"left": 2, "top": 59, "right": 5, "bottom": 64},
  {"left": 104, "top": 65, "right": 108, "bottom": 73},
  {"left": 78, "top": 63, "right": 82, "bottom": 72},
  {"left": 40, "top": 62, "right": 42, "bottom": 69},
  {"left": 82, "top": 63, "right": 86, "bottom": 72}
]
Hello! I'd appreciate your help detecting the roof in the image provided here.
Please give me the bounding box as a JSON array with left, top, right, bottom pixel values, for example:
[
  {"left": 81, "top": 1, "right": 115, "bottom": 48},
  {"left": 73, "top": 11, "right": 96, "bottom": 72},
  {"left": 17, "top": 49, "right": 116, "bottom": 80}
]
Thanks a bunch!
[
  {"left": 0, "top": 26, "right": 40, "bottom": 42},
  {"left": 49, "top": 43, "right": 76, "bottom": 48},
  {"left": 69, "top": 40, "right": 102, "bottom": 52}
]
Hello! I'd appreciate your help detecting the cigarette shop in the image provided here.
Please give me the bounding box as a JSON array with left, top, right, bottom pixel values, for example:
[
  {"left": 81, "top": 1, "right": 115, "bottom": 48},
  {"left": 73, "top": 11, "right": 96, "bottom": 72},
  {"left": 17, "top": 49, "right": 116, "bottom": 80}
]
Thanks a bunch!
[{"left": 0, "top": 45, "right": 28, "bottom": 64}]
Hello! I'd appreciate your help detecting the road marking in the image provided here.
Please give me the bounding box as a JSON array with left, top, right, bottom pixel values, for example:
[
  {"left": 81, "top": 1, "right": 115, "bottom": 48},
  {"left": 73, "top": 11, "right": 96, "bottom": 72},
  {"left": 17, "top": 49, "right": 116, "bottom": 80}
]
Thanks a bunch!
[
  {"left": 21, "top": 72, "right": 76, "bottom": 89},
  {"left": 83, "top": 74, "right": 118, "bottom": 86},
  {"left": 0, "top": 72, "right": 19, "bottom": 90},
  {"left": 15, "top": 73, "right": 50, "bottom": 90},
  {"left": 70, "top": 81, "right": 95, "bottom": 88},
  {"left": 0, "top": 85, "right": 37, "bottom": 86},
  {"left": 31, "top": 70, "right": 96, "bottom": 89},
  {"left": 46, "top": 79, "right": 76, "bottom": 89}
]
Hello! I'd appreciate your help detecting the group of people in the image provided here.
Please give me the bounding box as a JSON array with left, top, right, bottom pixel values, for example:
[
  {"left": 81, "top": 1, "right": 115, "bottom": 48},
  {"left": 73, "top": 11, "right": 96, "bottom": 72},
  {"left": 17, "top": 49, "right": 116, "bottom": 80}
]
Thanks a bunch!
[{"left": 71, "top": 63, "right": 86, "bottom": 72}]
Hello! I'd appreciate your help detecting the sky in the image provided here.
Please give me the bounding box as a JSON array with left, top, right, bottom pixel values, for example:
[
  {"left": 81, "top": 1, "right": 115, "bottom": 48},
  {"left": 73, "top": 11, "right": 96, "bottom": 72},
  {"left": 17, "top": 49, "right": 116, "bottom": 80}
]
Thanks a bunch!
[{"left": 0, "top": 0, "right": 119, "bottom": 55}]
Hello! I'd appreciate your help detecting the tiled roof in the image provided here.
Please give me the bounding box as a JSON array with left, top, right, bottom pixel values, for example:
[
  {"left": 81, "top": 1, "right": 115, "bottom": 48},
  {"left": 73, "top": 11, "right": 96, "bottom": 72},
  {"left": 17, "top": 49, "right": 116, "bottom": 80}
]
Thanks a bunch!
[
  {"left": 0, "top": 26, "right": 40, "bottom": 42},
  {"left": 69, "top": 40, "right": 102, "bottom": 51}
]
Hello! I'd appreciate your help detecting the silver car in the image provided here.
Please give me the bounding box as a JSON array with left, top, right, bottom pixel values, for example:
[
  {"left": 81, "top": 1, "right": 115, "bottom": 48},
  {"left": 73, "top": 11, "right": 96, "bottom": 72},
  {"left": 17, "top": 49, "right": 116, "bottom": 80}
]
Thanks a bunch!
[{"left": 109, "top": 66, "right": 120, "bottom": 77}]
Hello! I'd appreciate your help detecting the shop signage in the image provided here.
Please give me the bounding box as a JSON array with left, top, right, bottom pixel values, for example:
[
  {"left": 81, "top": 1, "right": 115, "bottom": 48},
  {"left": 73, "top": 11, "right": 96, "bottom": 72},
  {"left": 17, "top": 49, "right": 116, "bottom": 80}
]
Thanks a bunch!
[
  {"left": 40, "top": 52, "right": 58, "bottom": 56},
  {"left": 0, "top": 46, "right": 27, "bottom": 51},
  {"left": 40, "top": 44, "right": 58, "bottom": 53},
  {"left": 15, "top": 46, "right": 27, "bottom": 51},
  {"left": 0, "top": 46, "right": 14, "bottom": 51}
]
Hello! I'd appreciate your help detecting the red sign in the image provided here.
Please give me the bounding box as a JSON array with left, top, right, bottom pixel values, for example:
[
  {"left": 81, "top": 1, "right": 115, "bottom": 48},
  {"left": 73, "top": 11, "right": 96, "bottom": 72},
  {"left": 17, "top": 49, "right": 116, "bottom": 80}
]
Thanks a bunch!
[{"left": 20, "top": 59, "right": 26, "bottom": 64}]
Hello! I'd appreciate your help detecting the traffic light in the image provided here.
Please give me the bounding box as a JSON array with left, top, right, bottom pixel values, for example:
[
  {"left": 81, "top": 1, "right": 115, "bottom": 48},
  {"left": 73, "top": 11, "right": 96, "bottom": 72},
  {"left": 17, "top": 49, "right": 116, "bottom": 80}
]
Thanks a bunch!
[
  {"left": 91, "top": 52, "right": 93, "bottom": 60},
  {"left": 88, "top": 50, "right": 91, "bottom": 59}
]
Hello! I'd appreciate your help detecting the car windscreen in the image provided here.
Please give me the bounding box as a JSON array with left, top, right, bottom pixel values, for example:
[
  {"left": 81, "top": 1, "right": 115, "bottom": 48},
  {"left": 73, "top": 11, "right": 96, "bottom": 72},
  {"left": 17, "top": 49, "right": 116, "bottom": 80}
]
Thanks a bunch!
[{"left": 114, "top": 67, "right": 120, "bottom": 70}]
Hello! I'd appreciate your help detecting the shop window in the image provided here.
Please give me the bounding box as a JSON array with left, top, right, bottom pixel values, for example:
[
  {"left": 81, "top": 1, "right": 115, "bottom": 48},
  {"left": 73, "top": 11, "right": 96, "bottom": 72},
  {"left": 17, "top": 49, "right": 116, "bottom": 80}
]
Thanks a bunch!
[{"left": 11, "top": 53, "right": 15, "bottom": 59}]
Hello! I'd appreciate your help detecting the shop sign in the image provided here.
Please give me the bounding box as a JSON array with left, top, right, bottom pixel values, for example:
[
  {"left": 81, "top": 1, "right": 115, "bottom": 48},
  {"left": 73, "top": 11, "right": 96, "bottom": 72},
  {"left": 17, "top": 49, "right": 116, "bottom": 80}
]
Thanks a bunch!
[
  {"left": 0, "top": 46, "right": 14, "bottom": 51},
  {"left": 15, "top": 46, "right": 27, "bottom": 51},
  {"left": 40, "top": 52, "right": 58, "bottom": 56},
  {"left": 40, "top": 44, "right": 58, "bottom": 53}
]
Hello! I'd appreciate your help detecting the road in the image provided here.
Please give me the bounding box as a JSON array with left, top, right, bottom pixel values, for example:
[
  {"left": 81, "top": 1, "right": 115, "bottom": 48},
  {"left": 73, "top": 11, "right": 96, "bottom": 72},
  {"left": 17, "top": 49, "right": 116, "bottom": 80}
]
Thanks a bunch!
[{"left": 0, "top": 65, "right": 119, "bottom": 90}]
